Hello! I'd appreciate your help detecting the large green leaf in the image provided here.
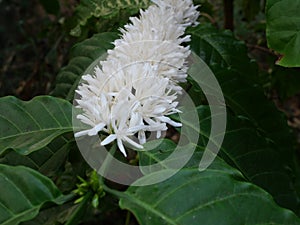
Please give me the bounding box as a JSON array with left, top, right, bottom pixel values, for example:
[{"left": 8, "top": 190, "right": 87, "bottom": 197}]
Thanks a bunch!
[
  {"left": 0, "top": 164, "right": 68, "bottom": 225},
  {"left": 185, "top": 25, "right": 299, "bottom": 212},
  {"left": 21, "top": 202, "right": 78, "bottom": 225},
  {"left": 189, "top": 25, "right": 295, "bottom": 160},
  {"left": 187, "top": 24, "right": 258, "bottom": 81},
  {"left": 69, "top": 0, "right": 151, "bottom": 37},
  {"left": 0, "top": 96, "right": 73, "bottom": 156},
  {"left": 51, "top": 32, "right": 118, "bottom": 100},
  {"left": 181, "top": 106, "right": 299, "bottom": 210},
  {"left": 0, "top": 135, "right": 75, "bottom": 177},
  {"left": 266, "top": 0, "right": 300, "bottom": 67},
  {"left": 218, "top": 68, "right": 294, "bottom": 154},
  {"left": 119, "top": 145, "right": 300, "bottom": 225}
]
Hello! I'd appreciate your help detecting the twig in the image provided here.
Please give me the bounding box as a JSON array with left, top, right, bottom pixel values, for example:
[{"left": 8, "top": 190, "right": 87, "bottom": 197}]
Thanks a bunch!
[
  {"left": 201, "top": 13, "right": 217, "bottom": 27},
  {"left": 1, "top": 51, "right": 15, "bottom": 74},
  {"left": 247, "top": 43, "right": 276, "bottom": 55},
  {"left": 125, "top": 211, "right": 131, "bottom": 225}
]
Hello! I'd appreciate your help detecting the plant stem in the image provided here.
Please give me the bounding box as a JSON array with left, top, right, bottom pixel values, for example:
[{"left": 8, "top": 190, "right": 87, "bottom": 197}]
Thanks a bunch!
[
  {"left": 125, "top": 210, "right": 131, "bottom": 225},
  {"left": 65, "top": 191, "right": 93, "bottom": 225},
  {"left": 98, "top": 142, "right": 117, "bottom": 185}
]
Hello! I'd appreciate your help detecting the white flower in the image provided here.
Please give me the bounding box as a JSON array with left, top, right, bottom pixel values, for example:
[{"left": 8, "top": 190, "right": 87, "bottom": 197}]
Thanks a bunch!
[
  {"left": 74, "top": 0, "right": 199, "bottom": 156},
  {"left": 151, "top": 0, "right": 199, "bottom": 27}
]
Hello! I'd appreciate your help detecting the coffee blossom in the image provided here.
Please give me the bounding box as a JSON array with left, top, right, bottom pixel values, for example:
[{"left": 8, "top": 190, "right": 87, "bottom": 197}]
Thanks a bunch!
[{"left": 75, "top": 0, "right": 199, "bottom": 156}]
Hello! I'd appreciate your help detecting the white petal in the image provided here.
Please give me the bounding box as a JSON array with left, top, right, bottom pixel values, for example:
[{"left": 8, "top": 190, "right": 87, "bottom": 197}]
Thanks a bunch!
[
  {"left": 158, "top": 116, "right": 182, "bottom": 127},
  {"left": 128, "top": 124, "right": 146, "bottom": 133},
  {"left": 156, "top": 130, "right": 162, "bottom": 138},
  {"left": 76, "top": 115, "right": 94, "bottom": 126},
  {"left": 74, "top": 129, "right": 91, "bottom": 138},
  {"left": 101, "top": 134, "right": 117, "bottom": 146},
  {"left": 147, "top": 123, "right": 167, "bottom": 132},
  {"left": 123, "top": 136, "right": 143, "bottom": 149},
  {"left": 88, "top": 123, "right": 106, "bottom": 136},
  {"left": 117, "top": 138, "right": 127, "bottom": 157},
  {"left": 138, "top": 131, "right": 146, "bottom": 144},
  {"left": 153, "top": 106, "right": 166, "bottom": 114}
]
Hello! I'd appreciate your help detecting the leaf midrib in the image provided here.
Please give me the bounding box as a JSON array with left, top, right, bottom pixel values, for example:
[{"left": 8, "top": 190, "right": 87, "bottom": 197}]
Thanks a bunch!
[
  {"left": 0, "top": 127, "right": 73, "bottom": 141},
  {"left": 1, "top": 204, "right": 41, "bottom": 225},
  {"left": 175, "top": 192, "right": 268, "bottom": 221},
  {"left": 121, "top": 191, "right": 178, "bottom": 225}
]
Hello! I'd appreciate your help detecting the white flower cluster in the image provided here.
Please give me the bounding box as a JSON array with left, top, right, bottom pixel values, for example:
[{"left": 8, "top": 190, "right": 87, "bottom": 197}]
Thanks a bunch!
[{"left": 75, "top": 0, "right": 199, "bottom": 157}]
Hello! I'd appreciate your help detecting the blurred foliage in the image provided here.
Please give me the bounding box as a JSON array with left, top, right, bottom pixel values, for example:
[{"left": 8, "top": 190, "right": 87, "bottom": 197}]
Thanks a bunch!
[
  {"left": 0, "top": 0, "right": 77, "bottom": 100},
  {"left": 68, "top": 0, "right": 151, "bottom": 38},
  {"left": 1, "top": 0, "right": 300, "bottom": 224},
  {"left": 1, "top": 0, "right": 299, "bottom": 101}
]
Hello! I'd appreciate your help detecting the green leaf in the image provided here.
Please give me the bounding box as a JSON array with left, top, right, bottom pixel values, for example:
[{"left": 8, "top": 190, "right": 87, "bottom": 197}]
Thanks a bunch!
[
  {"left": 65, "top": 192, "right": 93, "bottom": 225},
  {"left": 0, "top": 135, "right": 75, "bottom": 177},
  {"left": 266, "top": 0, "right": 300, "bottom": 67},
  {"left": 0, "top": 164, "right": 68, "bottom": 225},
  {"left": 51, "top": 32, "right": 118, "bottom": 100},
  {"left": 21, "top": 202, "right": 78, "bottom": 225},
  {"left": 187, "top": 24, "right": 257, "bottom": 81},
  {"left": 183, "top": 106, "right": 299, "bottom": 210},
  {"left": 69, "top": 0, "right": 151, "bottom": 37},
  {"left": 189, "top": 24, "right": 295, "bottom": 162},
  {"left": 0, "top": 96, "right": 73, "bottom": 156},
  {"left": 186, "top": 26, "right": 300, "bottom": 211},
  {"left": 146, "top": 106, "right": 299, "bottom": 211},
  {"left": 214, "top": 68, "right": 294, "bottom": 157},
  {"left": 120, "top": 150, "right": 300, "bottom": 225}
]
